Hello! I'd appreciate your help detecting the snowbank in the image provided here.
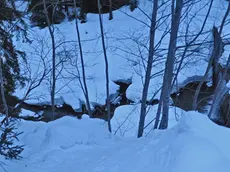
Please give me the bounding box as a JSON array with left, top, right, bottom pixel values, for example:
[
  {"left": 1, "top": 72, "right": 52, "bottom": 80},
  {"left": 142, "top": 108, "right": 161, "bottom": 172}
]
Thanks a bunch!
[
  {"left": 17, "top": 116, "right": 112, "bottom": 156},
  {"left": 1, "top": 111, "right": 230, "bottom": 172},
  {"left": 111, "top": 104, "right": 184, "bottom": 137}
]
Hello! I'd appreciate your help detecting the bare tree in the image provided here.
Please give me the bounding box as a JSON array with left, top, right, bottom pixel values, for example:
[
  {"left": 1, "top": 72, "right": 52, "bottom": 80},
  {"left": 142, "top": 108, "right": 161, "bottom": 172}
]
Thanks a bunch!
[
  {"left": 137, "top": 0, "right": 159, "bottom": 138},
  {"left": 171, "top": 0, "right": 214, "bottom": 88},
  {"left": 15, "top": 39, "right": 51, "bottom": 110},
  {"left": 98, "top": 0, "right": 112, "bottom": 132},
  {"left": 155, "top": 0, "right": 183, "bottom": 130},
  {"left": 109, "top": 0, "right": 113, "bottom": 20},
  {"left": 43, "top": 0, "right": 56, "bottom": 119},
  {"left": 73, "top": 0, "right": 93, "bottom": 117}
]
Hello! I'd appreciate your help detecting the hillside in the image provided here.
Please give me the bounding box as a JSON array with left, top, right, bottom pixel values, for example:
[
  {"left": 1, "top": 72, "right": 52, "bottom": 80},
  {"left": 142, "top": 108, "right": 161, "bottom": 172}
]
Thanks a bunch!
[{"left": 1, "top": 0, "right": 230, "bottom": 171}]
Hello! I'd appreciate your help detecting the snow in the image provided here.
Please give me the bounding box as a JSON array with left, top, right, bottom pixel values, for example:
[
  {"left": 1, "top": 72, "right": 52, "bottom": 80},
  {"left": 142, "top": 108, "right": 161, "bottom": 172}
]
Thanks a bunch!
[
  {"left": 14, "top": 0, "right": 228, "bottom": 108},
  {"left": 1, "top": 112, "right": 230, "bottom": 172},
  {"left": 171, "top": 75, "right": 211, "bottom": 94},
  {"left": 227, "top": 81, "right": 230, "bottom": 94},
  {"left": 2, "top": 0, "right": 230, "bottom": 171},
  {"left": 0, "top": 55, "right": 6, "bottom": 64},
  {"left": 111, "top": 104, "right": 183, "bottom": 137},
  {"left": 19, "top": 109, "right": 42, "bottom": 117},
  {"left": 26, "top": 96, "right": 65, "bottom": 106}
]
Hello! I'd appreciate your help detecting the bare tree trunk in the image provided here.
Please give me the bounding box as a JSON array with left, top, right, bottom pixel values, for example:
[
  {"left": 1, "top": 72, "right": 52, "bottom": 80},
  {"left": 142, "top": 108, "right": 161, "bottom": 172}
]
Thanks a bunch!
[
  {"left": 43, "top": 0, "right": 56, "bottom": 120},
  {"left": 208, "top": 54, "right": 230, "bottom": 121},
  {"left": 158, "top": 0, "right": 183, "bottom": 130},
  {"left": 73, "top": 0, "right": 92, "bottom": 117},
  {"left": 137, "top": 0, "right": 159, "bottom": 138},
  {"left": 98, "top": 0, "right": 112, "bottom": 132},
  {"left": 208, "top": 1, "right": 230, "bottom": 120},
  {"left": 0, "top": 57, "right": 9, "bottom": 124},
  {"left": 109, "top": 0, "right": 113, "bottom": 20},
  {"left": 192, "top": 27, "right": 224, "bottom": 110}
]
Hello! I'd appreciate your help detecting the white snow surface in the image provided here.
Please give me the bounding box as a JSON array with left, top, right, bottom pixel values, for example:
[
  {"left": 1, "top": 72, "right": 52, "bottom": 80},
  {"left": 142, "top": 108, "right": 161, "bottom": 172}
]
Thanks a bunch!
[
  {"left": 14, "top": 0, "right": 230, "bottom": 108},
  {"left": 1, "top": 112, "right": 230, "bottom": 172},
  {"left": 111, "top": 105, "right": 183, "bottom": 137},
  {"left": 3, "top": 0, "right": 230, "bottom": 171}
]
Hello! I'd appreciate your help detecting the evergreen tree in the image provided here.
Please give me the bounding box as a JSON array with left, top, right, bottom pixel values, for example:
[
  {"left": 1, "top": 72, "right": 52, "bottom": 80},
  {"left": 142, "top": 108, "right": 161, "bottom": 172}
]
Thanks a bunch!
[
  {"left": 0, "top": 0, "right": 26, "bottom": 161},
  {"left": 0, "top": 0, "right": 27, "bottom": 115}
]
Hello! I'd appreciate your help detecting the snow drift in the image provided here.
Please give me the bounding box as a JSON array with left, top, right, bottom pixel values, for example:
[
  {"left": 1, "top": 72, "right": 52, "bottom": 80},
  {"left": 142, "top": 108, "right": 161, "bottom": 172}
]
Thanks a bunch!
[{"left": 1, "top": 112, "right": 230, "bottom": 172}]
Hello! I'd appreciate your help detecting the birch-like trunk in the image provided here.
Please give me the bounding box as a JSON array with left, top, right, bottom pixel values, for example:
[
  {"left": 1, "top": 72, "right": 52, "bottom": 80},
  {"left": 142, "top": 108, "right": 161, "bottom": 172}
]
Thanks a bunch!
[
  {"left": 158, "top": 0, "right": 183, "bottom": 129},
  {"left": 98, "top": 0, "right": 112, "bottom": 132},
  {"left": 137, "top": 0, "right": 159, "bottom": 138},
  {"left": 73, "top": 0, "right": 92, "bottom": 117},
  {"left": 109, "top": 0, "right": 113, "bottom": 20}
]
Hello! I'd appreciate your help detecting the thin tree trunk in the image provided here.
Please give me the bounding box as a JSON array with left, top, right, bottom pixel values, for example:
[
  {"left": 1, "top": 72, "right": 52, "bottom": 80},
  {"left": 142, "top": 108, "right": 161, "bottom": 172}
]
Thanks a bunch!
[
  {"left": 98, "top": 0, "right": 112, "bottom": 132},
  {"left": 109, "top": 0, "right": 113, "bottom": 20},
  {"left": 73, "top": 0, "right": 92, "bottom": 117},
  {"left": 0, "top": 58, "right": 9, "bottom": 124},
  {"left": 154, "top": 92, "right": 163, "bottom": 129},
  {"left": 159, "top": 0, "right": 183, "bottom": 129},
  {"left": 43, "top": 0, "right": 56, "bottom": 120},
  {"left": 137, "top": 0, "right": 159, "bottom": 138}
]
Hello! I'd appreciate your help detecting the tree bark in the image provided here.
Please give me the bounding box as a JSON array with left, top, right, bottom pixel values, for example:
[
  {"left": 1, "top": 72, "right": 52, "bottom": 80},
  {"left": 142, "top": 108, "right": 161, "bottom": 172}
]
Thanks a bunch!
[
  {"left": 193, "top": 27, "right": 224, "bottom": 110},
  {"left": 73, "top": 0, "right": 92, "bottom": 117},
  {"left": 208, "top": 54, "right": 230, "bottom": 120},
  {"left": 158, "top": 0, "right": 183, "bottom": 129},
  {"left": 109, "top": 0, "right": 113, "bottom": 20},
  {"left": 208, "top": 1, "right": 230, "bottom": 120},
  {"left": 98, "top": 0, "right": 112, "bottom": 132},
  {"left": 43, "top": 0, "right": 56, "bottom": 120},
  {"left": 137, "top": 0, "right": 159, "bottom": 138}
]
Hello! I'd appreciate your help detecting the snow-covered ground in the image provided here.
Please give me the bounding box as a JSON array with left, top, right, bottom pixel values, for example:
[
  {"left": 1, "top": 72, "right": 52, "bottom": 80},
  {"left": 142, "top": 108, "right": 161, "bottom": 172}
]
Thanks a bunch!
[
  {"left": 2, "top": 0, "right": 230, "bottom": 171},
  {"left": 112, "top": 105, "right": 184, "bottom": 137},
  {"left": 1, "top": 111, "right": 230, "bottom": 172},
  {"left": 14, "top": 0, "right": 230, "bottom": 109}
]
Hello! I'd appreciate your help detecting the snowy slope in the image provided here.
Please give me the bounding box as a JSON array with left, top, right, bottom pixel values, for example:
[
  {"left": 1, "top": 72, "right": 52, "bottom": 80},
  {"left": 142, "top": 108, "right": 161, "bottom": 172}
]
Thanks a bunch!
[
  {"left": 3, "top": 0, "right": 230, "bottom": 171},
  {"left": 1, "top": 112, "right": 230, "bottom": 172},
  {"left": 111, "top": 105, "right": 184, "bottom": 137},
  {"left": 13, "top": 0, "right": 230, "bottom": 109}
]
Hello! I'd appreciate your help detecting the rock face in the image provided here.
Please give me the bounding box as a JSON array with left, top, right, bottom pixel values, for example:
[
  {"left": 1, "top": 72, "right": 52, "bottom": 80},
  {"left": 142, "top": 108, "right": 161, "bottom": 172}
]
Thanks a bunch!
[
  {"left": 10, "top": 71, "right": 230, "bottom": 129},
  {"left": 79, "top": 0, "right": 130, "bottom": 14},
  {"left": 20, "top": 101, "right": 82, "bottom": 122},
  {"left": 219, "top": 94, "right": 230, "bottom": 127},
  {"left": 17, "top": 79, "right": 134, "bottom": 122},
  {"left": 170, "top": 81, "right": 214, "bottom": 113},
  {"left": 30, "top": 11, "right": 66, "bottom": 28},
  {"left": 169, "top": 66, "right": 230, "bottom": 128},
  {"left": 28, "top": 0, "right": 134, "bottom": 26},
  {"left": 0, "top": 94, "right": 20, "bottom": 116},
  {"left": 113, "top": 79, "right": 133, "bottom": 105},
  {"left": 89, "top": 79, "right": 134, "bottom": 121}
]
